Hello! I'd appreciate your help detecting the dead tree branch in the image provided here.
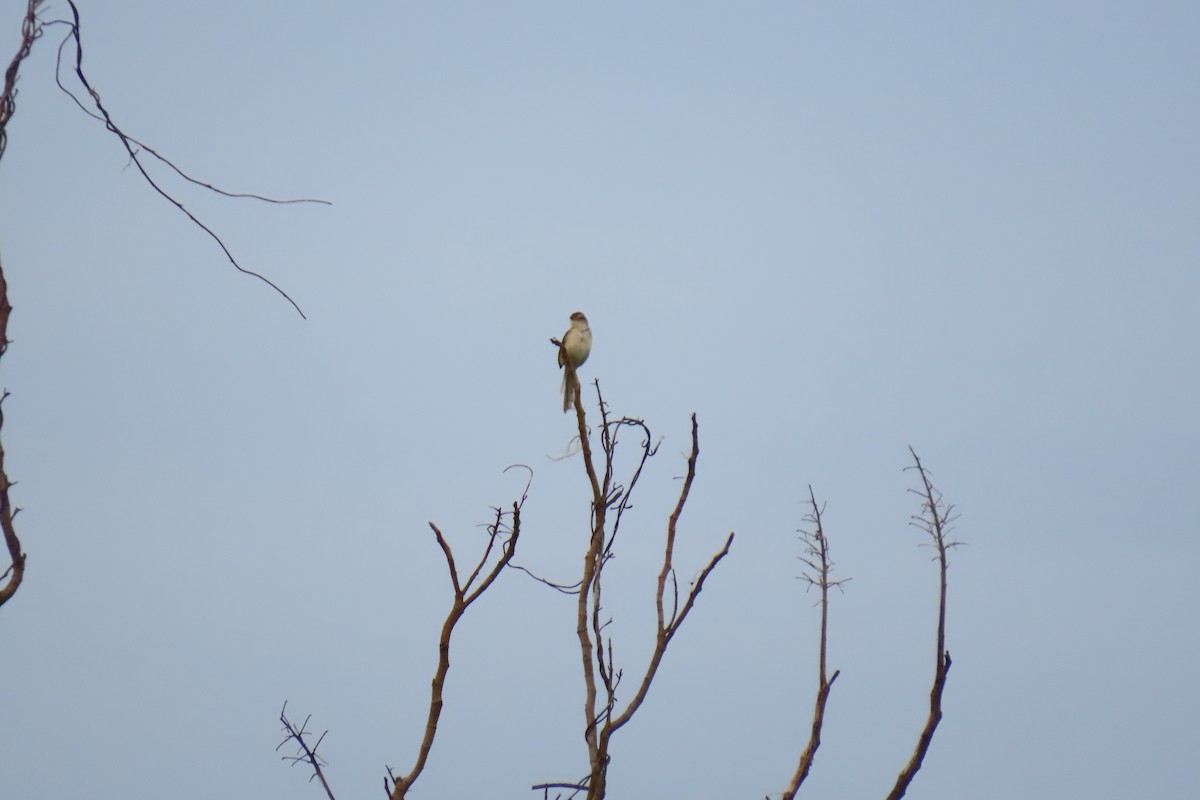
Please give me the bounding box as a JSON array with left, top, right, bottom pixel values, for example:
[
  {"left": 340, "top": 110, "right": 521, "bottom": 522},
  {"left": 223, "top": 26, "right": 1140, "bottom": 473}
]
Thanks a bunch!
[
  {"left": 542, "top": 354, "right": 733, "bottom": 800},
  {"left": 781, "top": 486, "right": 847, "bottom": 798},
  {"left": 387, "top": 488, "right": 526, "bottom": 800},
  {"left": 605, "top": 415, "right": 733, "bottom": 737},
  {"left": 49, "top": 26, "right": 329, "bottom": 207},
  {"left": 46, "top": 1, "right": 324, "bottom": 318},
  {"left": 277, "top": 702, "right": 337, "bottom": 800},
  {"left": 0, "top": 357, "right": 21, "bottom": 609},
  {"left": 886, "top": 447, "right": 960, "bottom": 800},
  {"left": 277, "top": 477, "right": 527, "bottom": 800},
  {"left": 0, "top": 0, "right": 43, "bottom": 609}
]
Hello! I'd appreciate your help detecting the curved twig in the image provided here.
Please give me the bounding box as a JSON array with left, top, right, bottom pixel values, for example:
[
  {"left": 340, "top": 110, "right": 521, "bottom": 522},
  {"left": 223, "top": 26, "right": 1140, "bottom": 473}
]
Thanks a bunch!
[{"left": 53, "top": 1, "right": 318, "bottom": 318}]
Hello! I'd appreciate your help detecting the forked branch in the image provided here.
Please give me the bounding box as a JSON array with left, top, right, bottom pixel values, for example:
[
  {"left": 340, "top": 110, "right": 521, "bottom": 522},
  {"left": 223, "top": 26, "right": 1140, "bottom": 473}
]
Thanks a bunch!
[
  {"left": 551, "top": 375, "right": 733, "bottom": 800},
  {"left": 608, "top": 415, "right": 733, "bottom": 736},
  {"left": 886, "top": 447, "right": 960, "bottom": 800},
  {"left": 388, "top": 486, "right": 526, "bottom": 800}
]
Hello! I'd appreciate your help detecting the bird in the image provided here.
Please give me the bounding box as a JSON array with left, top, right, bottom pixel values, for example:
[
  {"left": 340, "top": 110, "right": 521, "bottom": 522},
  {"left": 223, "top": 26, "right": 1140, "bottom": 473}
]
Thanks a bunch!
[{"left": 558, "top": 311, "right": 592, "bottom": 412}]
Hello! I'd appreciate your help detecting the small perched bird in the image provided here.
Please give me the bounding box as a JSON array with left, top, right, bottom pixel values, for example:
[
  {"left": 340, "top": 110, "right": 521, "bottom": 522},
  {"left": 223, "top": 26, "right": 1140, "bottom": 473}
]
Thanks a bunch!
[{"left": 558, "top": 311, "right": 592, "bottom": 412}]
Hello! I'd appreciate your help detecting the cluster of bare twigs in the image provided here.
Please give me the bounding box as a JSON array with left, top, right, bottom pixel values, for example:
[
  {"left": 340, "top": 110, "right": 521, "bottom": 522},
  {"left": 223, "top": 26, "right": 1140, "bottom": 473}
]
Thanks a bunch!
[
  {"left": 780, "top": 485, "right": 849, "bottom": 799},
  {"left": 886, "top": 446, "right": 960, "bottom": 800},
  {"left": 771, "top": 449, "right": 959, "bottom": 800},
  {"left": 278, "top": 702, "right": 336, "bottom": 800}
]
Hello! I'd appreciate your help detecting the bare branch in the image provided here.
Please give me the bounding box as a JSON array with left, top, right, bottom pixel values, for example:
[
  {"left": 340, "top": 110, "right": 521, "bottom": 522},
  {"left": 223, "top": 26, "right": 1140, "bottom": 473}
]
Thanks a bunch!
[
  {"left": 543, "top": 354, "right": 734, "bottom": 799},
  {"left": 887, "top": 447, "right": 957, "bottom": 800},
  {"left": 45, "top": 28, "right": 329, "bottom": 207},
  {"left": 391, "top": 494, "right": 524, "bottom": 800},
  {"left": 0, "top": 382, "right": 23, "bottom": 609},
  {"left": 532, "top": 776, "right": 591, "bottom": 800},
  {"left": 589, "top": 408, "right": 734, "bottom": 796},
  {"left": 569, "top": 377, "right": 606, "bottom": 784},
  {"left": 604, "top": 417, "right": 655, "bottom": 557},
  {"left": 277, "top": 702, "right": 337, "bottom": 800},
  {"left": 782, "top": 486, "right": 845, "bottom": 798},
  {"left": 607, "top": 527, "right": 732, "bottom": 744},
  {"left": 51, "top": 1, "right": 317, "bottom": 318},
  {"left": 429, "top": 522, "right": 462, "bottom": 598},
  {"left": 0, "top": 1, "right": 42, "bottom": 609}
]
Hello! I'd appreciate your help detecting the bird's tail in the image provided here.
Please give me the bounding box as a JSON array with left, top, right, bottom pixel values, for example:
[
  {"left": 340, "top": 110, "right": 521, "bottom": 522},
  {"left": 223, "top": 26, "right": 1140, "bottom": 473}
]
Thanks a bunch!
[{"left": 561, "top": 368, "right": 574, "bottom": 413}]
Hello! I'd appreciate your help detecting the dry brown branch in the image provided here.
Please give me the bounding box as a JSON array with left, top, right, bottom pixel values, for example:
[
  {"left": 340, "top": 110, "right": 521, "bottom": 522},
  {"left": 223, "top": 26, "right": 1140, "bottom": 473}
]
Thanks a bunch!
[
  {"left": 886, "top": 447, "right": 959, "bottom": 800},
  {"left": 388, "top": 493, "right": 525, "bottom": 800},
  {"left": 605, "top": 416, "right": 733, "bottom": 737},
  {"left": 0, "top": 265, "right": 19, "bottom": 610},
  {"left": 781, "top": 486, "right": 847, "bottom": 799},
  {"left": 47, "top": 1, "right": 320, "bottom": 318},
  {"left": 278, "top": 702, "right": 337, "bottom": 800},
  {"left": 0, "top": 0, "right": 43, "bottom": 609},
  {"left": 544, "top": 358, "right": 733, "bottom": 800},
  {"left": 0, "top": 376, "right": 21, "bottom": 609},
  {"left": 277, "top": 479, "right": 527, "bottom": 799}
]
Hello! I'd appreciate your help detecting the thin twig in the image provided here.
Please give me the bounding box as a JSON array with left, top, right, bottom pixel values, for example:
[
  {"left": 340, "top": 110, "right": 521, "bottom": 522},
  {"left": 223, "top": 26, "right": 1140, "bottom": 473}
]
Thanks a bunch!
[
  {"left": 46, "top": 29, "right": 328, "bottom": 207},
  {"left": 508, "top": 561, "right": 582, "bottom": 594},
  {"left": 277, "top": 702, "right": 337, "bottom": 800},
  {"left": 53, "top": 1, "right": 317, "bottom": 318}
]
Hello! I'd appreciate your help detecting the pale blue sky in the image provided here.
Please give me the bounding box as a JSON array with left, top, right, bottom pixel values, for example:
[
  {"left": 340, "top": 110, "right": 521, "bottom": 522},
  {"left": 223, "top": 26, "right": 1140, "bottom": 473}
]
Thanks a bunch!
[{"left": 1, "top": 2, "right": 1197, "bottom": 798}]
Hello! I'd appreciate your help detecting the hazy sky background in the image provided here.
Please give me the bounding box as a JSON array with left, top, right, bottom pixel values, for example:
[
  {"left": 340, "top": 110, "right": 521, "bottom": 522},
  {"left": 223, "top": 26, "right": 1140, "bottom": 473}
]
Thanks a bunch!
[{"left": 1, "top": 2, "right": 1197, "bottom": 798}]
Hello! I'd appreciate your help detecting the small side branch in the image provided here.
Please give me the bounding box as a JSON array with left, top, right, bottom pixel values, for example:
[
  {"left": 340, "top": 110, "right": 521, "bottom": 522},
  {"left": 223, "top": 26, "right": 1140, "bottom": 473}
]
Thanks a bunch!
[
  {"left": 887, "top": 447, "right": 960, "bottom": 800},
  {"left": 277, "top": 702, "right": 337, "bottom": 800}
]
